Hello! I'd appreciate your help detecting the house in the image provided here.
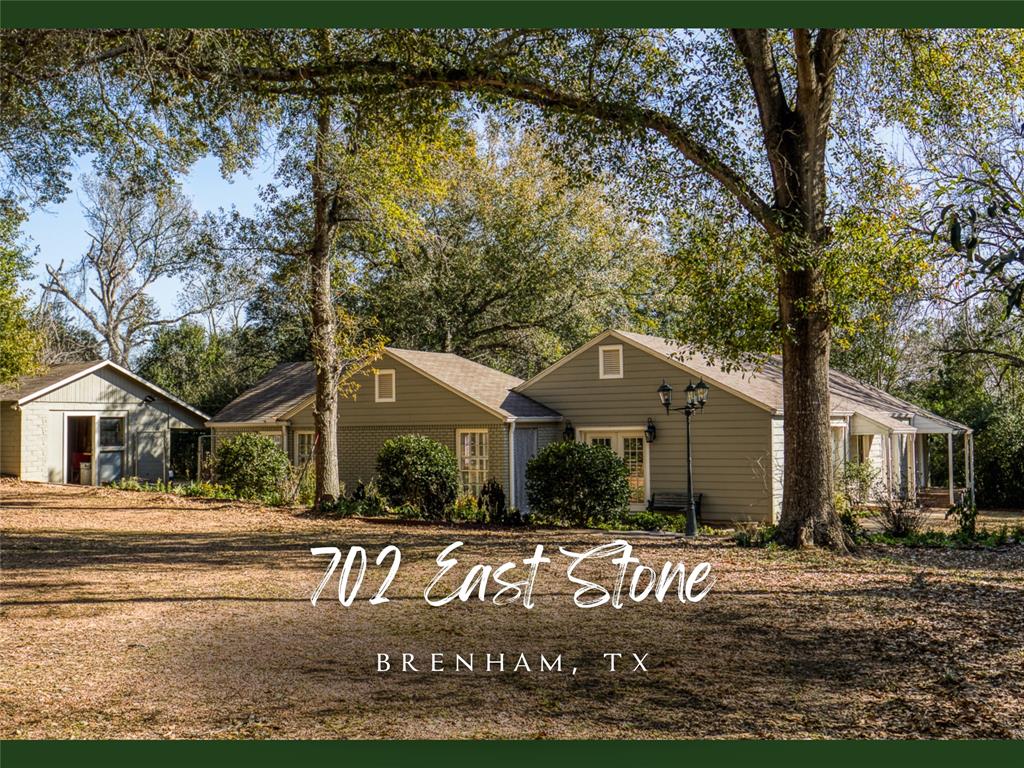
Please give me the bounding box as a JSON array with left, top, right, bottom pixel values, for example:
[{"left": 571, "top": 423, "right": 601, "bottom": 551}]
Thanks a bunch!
[
  {"left": 208, "top": 331, "right": 974, "bottom": 523},
  {"left": 0, "top": 360, "right": 208, "bottom": 484},
  {"left": 515, "top": 330, "right": 974, "bottom": 523},
  {"left": 206, "top": 349, "right": 562, "bottom": 509}
]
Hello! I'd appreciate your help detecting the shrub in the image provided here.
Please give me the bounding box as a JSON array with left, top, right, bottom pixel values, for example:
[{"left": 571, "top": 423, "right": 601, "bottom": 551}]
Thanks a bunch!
[
  {"left": 289, "top": 464, "right": 316, "bottom": 507},
  {"left": 733, "top": 522, "right": 778, "bottom": 548},
  {"left": 945, "top": 500, "right": 978, "bottom": 539},
  {"left": 875, "top": 493, "right": 928, "bottom": 537},
  {"left": 609, "top": 510, "right": 669, "bottom": 532},
  {"left": 451, "top": 494, "right": 487, "bottom": 523},
  {"left": 477, "top": 478, "right": 507, "bottom": 522},
  {"left": 375, "top": 435, "right": 458, "bottom": 520},
  {"left": 525, "top": 441, "right": 630, "bottom": 527},
  {"left": 212, "top": 433, "right": 291, "bottom": 500},
  {"left": 835, "top": 460, "right": 879, "bottom": 510},
  {"left": 178, "top": 480, "right": 235, "bottom": 500}
]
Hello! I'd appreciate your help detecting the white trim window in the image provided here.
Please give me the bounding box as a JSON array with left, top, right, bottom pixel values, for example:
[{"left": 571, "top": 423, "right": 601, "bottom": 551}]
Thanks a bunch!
[
  {"left": 296, "top": 430, "right": 315, "bottom": 466},
  {"left": 598, "top": 344, "right": 624, "bottom": 379},
  {"left": 579, "top": 428, "right": 649, "bottom": 509},
  {"left": 457, "top": 429, "right": 489, "bottom": 496},
  {"left": 375, "top": 369, "right": 396, "bottom": 402}
]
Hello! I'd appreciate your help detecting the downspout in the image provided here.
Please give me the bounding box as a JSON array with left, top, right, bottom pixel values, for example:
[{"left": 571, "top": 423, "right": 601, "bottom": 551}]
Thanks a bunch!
[{"left": 507, "top": 420, "right": 516, "bottom": 512}]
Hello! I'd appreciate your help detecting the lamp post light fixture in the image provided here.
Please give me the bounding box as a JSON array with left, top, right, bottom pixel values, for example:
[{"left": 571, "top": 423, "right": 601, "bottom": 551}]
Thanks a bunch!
[{"left": 657, "top": 377, "right": 709, "bottom": 536}]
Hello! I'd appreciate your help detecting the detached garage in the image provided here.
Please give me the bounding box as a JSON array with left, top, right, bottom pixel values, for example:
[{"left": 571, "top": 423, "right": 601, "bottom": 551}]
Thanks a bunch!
[{"left": 0, "top": 360, "right": 207, "bottom": 484}]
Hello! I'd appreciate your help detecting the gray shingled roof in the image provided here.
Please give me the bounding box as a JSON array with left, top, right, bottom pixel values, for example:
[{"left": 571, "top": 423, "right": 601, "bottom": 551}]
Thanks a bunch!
[
  {"left": 386, "top": 348, "right": 559, "bottom": 419},
  {"left": 615, "top": 330, "right": 969, "bottom": 432},
  {"left": 0, "top": 360, "right": 102, "bottom": 401},
  {"left": 209, "top": 350, "right": 559, "bottom": 424},
  {"left": 210, "top": 361, "right": 316, "bottom": 423}
]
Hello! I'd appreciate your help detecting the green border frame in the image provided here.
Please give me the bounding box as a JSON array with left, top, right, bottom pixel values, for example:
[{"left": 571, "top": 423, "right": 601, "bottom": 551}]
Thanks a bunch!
[
  {"left": 2, "top": 0, "right": 1023, "bottom": 29},
  {"left": 3, "top": 740, "right": 1024, "bottom": 766}
]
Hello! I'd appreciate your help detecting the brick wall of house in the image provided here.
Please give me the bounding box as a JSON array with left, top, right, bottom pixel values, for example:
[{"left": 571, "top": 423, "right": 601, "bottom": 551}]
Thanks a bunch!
[{"left": 338, "top": 423, "right": 508, "bottom": 498}]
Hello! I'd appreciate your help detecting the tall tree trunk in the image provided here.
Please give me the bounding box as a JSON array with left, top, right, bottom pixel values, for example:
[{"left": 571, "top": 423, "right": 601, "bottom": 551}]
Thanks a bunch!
[
  {"left": 310, "top": 95, "right": 341, "bottom": 508},
  {"left": 730, "top": 29, "right": 849, "bottom": 550},
  {"left": 775, "top": 257, "right": 846, "bottom": 549}
]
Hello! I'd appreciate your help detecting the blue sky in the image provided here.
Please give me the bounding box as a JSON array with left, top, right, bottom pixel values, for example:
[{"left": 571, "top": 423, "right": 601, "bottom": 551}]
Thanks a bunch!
[{"left": 22, "top": 154, "right": 278, "bottom": 316}]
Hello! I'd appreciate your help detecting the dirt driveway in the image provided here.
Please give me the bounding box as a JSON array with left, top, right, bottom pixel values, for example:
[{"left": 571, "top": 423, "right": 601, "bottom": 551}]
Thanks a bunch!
[{"left": 2, "top": 480, "right": 1023, "bottom": 739}]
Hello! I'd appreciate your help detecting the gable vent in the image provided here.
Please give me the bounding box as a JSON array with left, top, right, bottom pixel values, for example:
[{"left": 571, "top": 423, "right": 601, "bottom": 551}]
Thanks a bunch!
[
  {"left": 375, "top": 370, "right": 396, "bottom": 402},
  {"left": 599, "top": 345, "right": 623, "bottom": 379}
]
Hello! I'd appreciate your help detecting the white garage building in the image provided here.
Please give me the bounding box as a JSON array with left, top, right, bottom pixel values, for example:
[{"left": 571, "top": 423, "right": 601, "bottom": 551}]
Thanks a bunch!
[{"left": 0, "top": 360, "right": 207, "bottom": 484}]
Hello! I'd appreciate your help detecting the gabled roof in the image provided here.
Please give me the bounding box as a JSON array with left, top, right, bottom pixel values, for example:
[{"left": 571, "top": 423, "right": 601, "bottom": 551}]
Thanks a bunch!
[
  {"left": 0, "top": 359, "right": 209, "bottom": 421},
  {"left": 209, "top": 361, "right": 316, "bottom": 424},
  {"left": 517, "top": 329, "right": 969, "bottom": 434},
  {"left": 208, "top": 349, "right": 560, "bottom": 426},
  {"left": 385, "top": 348, "right": 559, "bottom": 420}
]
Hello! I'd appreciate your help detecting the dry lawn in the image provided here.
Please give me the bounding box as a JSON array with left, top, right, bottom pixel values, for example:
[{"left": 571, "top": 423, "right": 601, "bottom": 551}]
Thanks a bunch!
[{"left": 2, "top": 480, "right": 1023, "bottom": 739}]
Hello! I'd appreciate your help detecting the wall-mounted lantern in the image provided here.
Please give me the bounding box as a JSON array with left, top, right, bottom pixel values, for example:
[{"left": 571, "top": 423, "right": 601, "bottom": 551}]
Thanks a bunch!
[
  {"left": 644, "top": 417, "right": 657, "bottom": 443},
  {"left": 563, "top": 421, "right": 576, "bottom": 442}
]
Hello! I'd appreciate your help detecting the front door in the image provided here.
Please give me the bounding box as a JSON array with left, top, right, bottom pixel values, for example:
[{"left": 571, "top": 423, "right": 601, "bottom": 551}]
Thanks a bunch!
[{"left": 583, "top": 430, "right": 647, "bottom": 508}]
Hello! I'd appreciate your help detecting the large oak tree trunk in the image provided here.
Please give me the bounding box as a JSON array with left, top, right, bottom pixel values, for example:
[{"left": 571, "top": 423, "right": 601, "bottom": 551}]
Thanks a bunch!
[
  {"left": 310, "top": 96, "right": 341, "bottom": 508},
  {"left": 775, "top": 261, "right": 846, "bottom": 549}
]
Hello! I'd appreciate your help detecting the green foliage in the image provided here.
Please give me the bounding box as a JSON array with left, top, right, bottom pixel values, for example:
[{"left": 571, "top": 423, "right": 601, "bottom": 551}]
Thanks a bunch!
[
  {"left": 901, "top": 301, "right": 1024, "bottom": 508},
  {"left": 945, "top": 501, "right": 978, "bottom": 539},
  {"left": 212, "top": 433, "right": 291, "bottom": 500},
  {"left": 108, "top": 477, "right": 236, "bottom": 501},
  {"left": 525, "top": 441, "right": 630, "bottom": 527},
  {"left": 291, "top": 464, "right": 317, "bottom": 507},
  {"left": 449, "top": 494, "right": 487, "bottom": 524},
  {"left": 0, "top": 204, "right": 41, "bottom": 384},
  {"left": 733, "top": 523, "right": 779, "bottom": 548},
  {"left": 477, "top": 478, "right": 509, "bottom": 524},
  {"left": 875, "top": 494, "right": 928, "bottom": 538},
  {"left": 609, "top": 510, "right": 671, "bottom": 532},
  {"left": 867, "top": 524, "right": 1024, "bottom": 549},
  {"left": 375, "top": 435, "right": 459, "bottom": 521},
  {"left": 137, "top": 322, "right": 279, "bottom": 416},
  {"left": 359, "top": 127, "right": 664, "bottom": 377},
  {"left": 835, "top": 460, "right": 880, "bottom": 510}
]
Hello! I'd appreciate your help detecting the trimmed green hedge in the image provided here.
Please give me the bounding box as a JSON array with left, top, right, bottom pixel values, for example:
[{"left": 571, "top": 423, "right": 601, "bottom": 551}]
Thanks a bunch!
[
  {"left": 212, "top": 432, "right": 291, "bottom": 500},
  {"left": 376, "top": 434, "right": 459, "bottom": 520},
  {"left": 525, "top": 440, "right": 630, "bottom": 527}
]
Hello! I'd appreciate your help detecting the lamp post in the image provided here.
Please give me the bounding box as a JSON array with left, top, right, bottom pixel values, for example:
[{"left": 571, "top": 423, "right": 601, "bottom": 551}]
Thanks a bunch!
[{"left": 657, "top": 377, "right": 709, "bottom": 537}]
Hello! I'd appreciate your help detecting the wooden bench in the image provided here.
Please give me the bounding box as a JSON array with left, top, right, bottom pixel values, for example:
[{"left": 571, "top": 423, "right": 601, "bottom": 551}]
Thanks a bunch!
[{"left": 647, "top": 492, "right": 702, "bottom": 519}]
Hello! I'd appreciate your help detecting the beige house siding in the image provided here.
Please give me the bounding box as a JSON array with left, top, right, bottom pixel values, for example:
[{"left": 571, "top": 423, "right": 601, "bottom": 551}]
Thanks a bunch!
[
  {"left": 520, "top": 340, "right": 774, "bottom": 522},
  {"left": 1, "top": 402, "right": 21, "bottom": 476},
  {"left": 14, "top": 367, "right": 203, "bottom": 483},
  {"left": 338, "top": 354, "right": 506, "bottom": 426}
]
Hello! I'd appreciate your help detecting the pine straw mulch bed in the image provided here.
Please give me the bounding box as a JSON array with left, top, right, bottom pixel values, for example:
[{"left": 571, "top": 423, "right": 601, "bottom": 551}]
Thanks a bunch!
[{"left": 2, "top": 480, "right": 1022, "bottom": 739}]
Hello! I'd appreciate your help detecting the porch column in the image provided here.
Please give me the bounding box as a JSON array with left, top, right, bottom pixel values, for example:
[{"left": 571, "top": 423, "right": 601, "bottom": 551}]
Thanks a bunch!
[
  {"left": 890, "top": 432, "right": 899, "bottom": 496},
  {"left": 947, "top": 432, "right": 955, "bottom": 505},
  {"left": 907, "top": 434, "right": 916, "bottom": 499},
  {"left": 968, "top": 433, "right": 975, "bottom": 507},
  {"left": 923, "top": 436, "right": 930, "bottom": 487}
]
